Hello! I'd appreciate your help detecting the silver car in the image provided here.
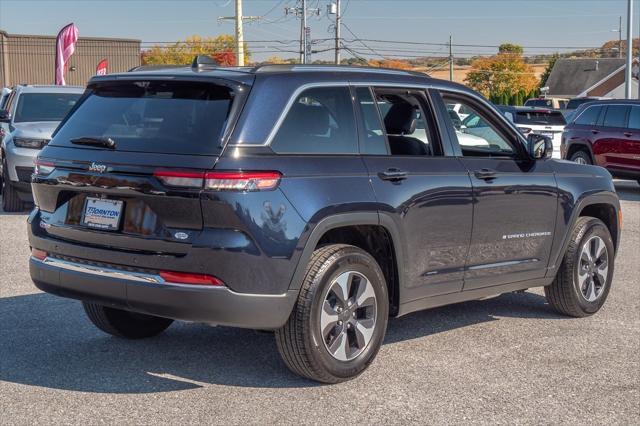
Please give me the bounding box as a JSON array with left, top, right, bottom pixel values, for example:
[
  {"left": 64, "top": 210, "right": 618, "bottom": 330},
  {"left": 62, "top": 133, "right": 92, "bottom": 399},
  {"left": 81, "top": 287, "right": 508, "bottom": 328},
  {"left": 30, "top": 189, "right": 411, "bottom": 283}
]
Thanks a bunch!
[{"left": 0, "top": 85, "right": 83, "bottom": 211}]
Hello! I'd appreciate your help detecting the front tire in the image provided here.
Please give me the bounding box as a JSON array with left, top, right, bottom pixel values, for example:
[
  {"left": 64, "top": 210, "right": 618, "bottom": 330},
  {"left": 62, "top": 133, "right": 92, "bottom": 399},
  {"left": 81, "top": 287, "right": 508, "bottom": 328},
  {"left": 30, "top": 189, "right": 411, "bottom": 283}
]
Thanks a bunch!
[
  {"left": 569, "top": 150, "right": 592, "bottom": 165},
  {"left": 545, "top": 217, "right": 614, "bottom": 317},
  {"left": 276, "top": 244, "right": 389, "bottom": 383},
  {"left": 82, "top": 302, "right": 173, "bottom": 339},
  {"left": 1, "top": 158, "right": 26, "bottom": 212}
]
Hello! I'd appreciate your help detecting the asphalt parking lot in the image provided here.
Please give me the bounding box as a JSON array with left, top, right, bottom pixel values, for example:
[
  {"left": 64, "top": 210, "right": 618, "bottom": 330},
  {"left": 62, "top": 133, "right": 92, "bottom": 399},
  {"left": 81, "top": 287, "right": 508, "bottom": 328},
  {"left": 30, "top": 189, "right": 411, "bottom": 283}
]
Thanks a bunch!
[{"left": 1, "top": 181, "right": 638, "bottom": 425}]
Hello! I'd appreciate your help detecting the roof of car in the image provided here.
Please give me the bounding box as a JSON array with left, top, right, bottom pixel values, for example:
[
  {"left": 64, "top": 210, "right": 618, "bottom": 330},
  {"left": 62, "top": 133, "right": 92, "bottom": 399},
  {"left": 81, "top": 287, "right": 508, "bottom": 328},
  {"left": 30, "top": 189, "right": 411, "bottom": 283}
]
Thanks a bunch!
[
  {"left": 574, "top": 99, "right": 640, "bottom": 105},
  {"left": 88, "top": 63, "right": 474, "bottom": 91},
  {"left": 497, "top": 105, "right": 562, "bottom": 113},
  {"left": 14, "top": 84, "right": 85, "bottom": 94}
]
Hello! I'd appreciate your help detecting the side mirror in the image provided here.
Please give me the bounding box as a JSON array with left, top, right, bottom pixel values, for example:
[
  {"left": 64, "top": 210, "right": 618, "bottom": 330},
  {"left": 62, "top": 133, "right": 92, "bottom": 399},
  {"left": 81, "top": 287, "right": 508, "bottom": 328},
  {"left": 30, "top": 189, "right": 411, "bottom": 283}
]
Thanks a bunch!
[
  {"left": 527, "top": 133, "right": 553, "bottom": 160},
  {"left": 0, "top": 109, "right": 11, "bottom": 123}
]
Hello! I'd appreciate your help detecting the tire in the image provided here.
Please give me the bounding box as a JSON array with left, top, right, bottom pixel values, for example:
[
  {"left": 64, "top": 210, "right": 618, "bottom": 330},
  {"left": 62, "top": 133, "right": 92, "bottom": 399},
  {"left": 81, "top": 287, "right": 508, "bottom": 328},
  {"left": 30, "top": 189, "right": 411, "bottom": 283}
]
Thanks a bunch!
[
  {"left": 82, "top": 302, "right": 173, "bottom": 339},
  {"left": 1, "top": 158, "right": 25, "bottom": 212},
  {"left": 569, "top": 150, "right": 592, "bottom": 165},
  {"left": 276, "top": 244, "right": 389, "bottom": 383},
  {"left": 545, "top": 217, "right": 614, "bottom": 317}
]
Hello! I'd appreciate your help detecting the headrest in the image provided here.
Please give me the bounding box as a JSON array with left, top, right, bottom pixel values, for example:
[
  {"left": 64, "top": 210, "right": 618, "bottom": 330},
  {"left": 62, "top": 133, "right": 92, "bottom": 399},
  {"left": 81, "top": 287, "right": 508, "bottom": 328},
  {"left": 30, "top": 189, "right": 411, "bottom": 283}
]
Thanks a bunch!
[{"left": 384, "top": 102, "right": 417, "bottom": 135}]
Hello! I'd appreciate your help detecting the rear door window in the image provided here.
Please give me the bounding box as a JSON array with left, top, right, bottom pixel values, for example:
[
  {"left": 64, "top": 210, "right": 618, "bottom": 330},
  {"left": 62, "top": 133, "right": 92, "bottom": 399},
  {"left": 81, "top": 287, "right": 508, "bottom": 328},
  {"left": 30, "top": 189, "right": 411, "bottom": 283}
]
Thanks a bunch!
[
  {"left": 602, "top": 105, "right": 630, "bottom": 128},
  {"left": 271, "top": 86, "right": 357, "bottom": 154},
  {"left": 628, "top": 106, "right": 640, "bottom": 129},
  {"left": 574, "top": 105, "right": 602, "bottom": 126},
  {"left": 51, "top": 81, "right": 234, "bottom": 155}
]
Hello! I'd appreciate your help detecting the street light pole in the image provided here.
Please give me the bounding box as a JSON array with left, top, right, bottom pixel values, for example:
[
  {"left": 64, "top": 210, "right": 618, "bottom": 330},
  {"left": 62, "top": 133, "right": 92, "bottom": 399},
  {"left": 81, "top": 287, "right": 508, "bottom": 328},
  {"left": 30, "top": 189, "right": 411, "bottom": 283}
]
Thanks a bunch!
[
  {"left": 625, "top": 0, "right": 633, "bottom": 98},
  {"left": 335, "top": 0, "right": 341, "bottom": 65},
  {"left": 235, "top": 0, "right": 244, "bottom": 66}
]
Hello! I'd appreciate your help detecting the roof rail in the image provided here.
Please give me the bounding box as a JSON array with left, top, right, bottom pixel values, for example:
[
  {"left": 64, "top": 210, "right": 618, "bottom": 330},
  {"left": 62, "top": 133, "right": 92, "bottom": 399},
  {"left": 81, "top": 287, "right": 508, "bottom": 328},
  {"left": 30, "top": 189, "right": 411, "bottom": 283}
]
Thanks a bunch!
[{"left": 251, "top": 63, "right": 429, "bottom": 77}]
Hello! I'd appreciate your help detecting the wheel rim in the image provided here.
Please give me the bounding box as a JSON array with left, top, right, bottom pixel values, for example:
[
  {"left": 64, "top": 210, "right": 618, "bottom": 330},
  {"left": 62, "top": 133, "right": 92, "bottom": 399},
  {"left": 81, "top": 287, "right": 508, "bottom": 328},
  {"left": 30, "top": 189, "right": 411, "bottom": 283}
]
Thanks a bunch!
[
  {"left": 577, "top": 236, "right": 609, "bottom": 302},
  {"left": 320, "top": 271, "right": 377, "bottom": 362},
  {"left": 574, "top": 156, "right": 587, "bottom": 165}
]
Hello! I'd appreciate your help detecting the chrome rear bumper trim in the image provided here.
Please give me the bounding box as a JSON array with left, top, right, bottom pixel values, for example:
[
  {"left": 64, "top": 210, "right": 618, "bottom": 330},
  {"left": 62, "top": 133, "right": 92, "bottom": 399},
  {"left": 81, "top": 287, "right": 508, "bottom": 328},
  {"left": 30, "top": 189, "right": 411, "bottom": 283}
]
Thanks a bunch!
[{"left": 37, "top": 256, "right": 164, "bottom": 284}]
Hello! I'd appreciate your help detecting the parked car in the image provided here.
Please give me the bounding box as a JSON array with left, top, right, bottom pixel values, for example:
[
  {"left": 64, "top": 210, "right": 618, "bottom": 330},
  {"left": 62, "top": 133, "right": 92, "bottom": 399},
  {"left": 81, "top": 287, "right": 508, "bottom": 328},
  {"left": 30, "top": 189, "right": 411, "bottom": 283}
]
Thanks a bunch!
[
  {"left": 524, "top": 97, "right": 568, "bottom": 109},
  {"left": 562, "top": 99, "right": 640, "bottom": 184},
  {"left": 0, "top": 87, "right": 12, "bottom": 143},
  {"left": 28, "top": 62, "right": 620, "bottom": 383},
  {"left": 565, "top": 97, "right": 609, "bottom": 111},
  {"left": 498, "top": 106, "right": 567, "bottom": 158},
  {"left": 0, "top": 84, "right": 84, "bottom": 211}
]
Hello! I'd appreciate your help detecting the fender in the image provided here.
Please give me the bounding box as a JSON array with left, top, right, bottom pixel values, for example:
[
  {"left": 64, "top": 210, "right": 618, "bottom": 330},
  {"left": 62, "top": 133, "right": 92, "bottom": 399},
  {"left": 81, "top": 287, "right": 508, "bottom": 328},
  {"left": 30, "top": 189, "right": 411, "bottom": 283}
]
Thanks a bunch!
[
  {"left": 566, "top": 139, "right": 595, "bottom": 161},
  {"left": 286, "top": 212, "right": 406, "bottom": 294},
  {"left": 546, "top": 190, "right": 620, "bottom": 277}
]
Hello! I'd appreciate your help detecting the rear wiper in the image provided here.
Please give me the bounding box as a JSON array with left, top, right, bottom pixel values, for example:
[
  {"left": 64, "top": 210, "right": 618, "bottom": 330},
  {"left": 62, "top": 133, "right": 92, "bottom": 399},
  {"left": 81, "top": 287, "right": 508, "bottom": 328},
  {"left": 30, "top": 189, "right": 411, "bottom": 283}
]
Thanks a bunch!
[{"left": 70, "top": 136, "right": 116, "bottom": 149}]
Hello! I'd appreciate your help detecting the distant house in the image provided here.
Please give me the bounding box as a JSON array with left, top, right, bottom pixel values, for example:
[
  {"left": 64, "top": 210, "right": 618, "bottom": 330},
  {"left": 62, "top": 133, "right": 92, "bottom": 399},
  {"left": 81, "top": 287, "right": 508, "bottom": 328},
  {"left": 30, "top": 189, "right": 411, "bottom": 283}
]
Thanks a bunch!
[{"left": 545, "top": 58, "right": 638, "bottom": 99}]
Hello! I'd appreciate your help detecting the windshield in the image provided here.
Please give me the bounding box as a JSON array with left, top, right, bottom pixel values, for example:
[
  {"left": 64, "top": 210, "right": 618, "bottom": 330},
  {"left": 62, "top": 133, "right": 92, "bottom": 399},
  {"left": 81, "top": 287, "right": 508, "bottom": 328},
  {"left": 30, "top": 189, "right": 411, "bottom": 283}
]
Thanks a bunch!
[
  {"left": 51, "top": 81, "right": 234, "bottom": 155},
  {"left": 514, "top": 111, "right": 566, "bottom": 126},
  {"left": 14, "top": 93, "right": 81, "bottom": 123}
]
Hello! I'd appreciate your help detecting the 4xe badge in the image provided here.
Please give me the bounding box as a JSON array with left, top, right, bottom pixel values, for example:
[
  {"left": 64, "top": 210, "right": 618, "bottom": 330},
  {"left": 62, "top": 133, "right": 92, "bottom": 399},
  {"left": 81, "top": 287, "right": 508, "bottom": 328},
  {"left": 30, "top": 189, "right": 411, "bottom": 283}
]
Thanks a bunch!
[{"left": 88, "top": 162, "right": 107, "bottom": 173}]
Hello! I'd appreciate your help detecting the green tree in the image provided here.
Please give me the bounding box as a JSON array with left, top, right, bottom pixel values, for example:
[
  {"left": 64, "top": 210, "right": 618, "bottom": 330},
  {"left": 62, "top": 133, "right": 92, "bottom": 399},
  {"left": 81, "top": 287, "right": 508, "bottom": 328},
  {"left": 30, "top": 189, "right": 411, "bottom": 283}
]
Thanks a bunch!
[
  {"left": 539, "top": 53, "right": 559, "bottom": 89},
  {"left": 498, "top": 43, "right": 524, "bottom": 55}
]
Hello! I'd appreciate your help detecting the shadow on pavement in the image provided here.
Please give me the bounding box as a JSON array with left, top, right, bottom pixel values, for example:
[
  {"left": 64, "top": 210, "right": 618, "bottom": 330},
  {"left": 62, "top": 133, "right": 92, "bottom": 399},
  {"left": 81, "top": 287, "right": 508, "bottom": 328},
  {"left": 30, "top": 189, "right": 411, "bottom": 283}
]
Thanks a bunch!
[{"left": 0, "top": 290, "right": 562, "bottom": 393}]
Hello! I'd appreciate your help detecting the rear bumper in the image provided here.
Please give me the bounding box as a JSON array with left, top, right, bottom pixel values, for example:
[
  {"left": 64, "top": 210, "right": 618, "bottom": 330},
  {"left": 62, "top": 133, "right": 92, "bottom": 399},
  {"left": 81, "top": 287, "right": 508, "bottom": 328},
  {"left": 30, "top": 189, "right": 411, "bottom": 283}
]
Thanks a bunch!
[{"left": 30, "top": 255, "right": 298, "bottom": 329}]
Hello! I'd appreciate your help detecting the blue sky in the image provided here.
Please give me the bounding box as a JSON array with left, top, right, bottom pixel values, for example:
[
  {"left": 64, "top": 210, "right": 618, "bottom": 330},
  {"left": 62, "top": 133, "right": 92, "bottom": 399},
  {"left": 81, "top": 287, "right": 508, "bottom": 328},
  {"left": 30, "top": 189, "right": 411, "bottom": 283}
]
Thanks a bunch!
[{"left": 0, "top": 0, "right": 638, "bottom": 61}]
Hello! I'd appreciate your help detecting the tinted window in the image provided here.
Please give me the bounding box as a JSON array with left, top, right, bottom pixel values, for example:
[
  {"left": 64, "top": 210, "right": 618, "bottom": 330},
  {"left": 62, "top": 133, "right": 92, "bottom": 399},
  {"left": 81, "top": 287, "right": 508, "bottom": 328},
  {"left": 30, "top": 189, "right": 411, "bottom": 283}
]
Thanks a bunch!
[
  {"left": 514, "top": 111, "right": 566, "bottom": 126},
  {"left": 51, "top": 81, "right": 233, "bottom": 155},
  {"left": 271, "top": 86, "right": 357, "bottom": 154},
  {"left": 574, "top": 106, "right": 602, "bottom": 126},
  {"left": 443, "top": 95, "right": 516, "bottom": 157},
  {"left": 525, "top": 99, "right": 554, "bottom": 108},
  {"left": 628, "top": 106, "right": 640, "bottom": 130},
  {"left": 355, "top": 87, "right": 387, "bottom": 155},
  {"left": 375, "top": 90, "right": 437, "bottom": 156},
  {"left": 14, "top": 93, "right": 81, "bottom": 122},
  {"left": 602, "top": 105, "right": 630, "bottom": 128}
]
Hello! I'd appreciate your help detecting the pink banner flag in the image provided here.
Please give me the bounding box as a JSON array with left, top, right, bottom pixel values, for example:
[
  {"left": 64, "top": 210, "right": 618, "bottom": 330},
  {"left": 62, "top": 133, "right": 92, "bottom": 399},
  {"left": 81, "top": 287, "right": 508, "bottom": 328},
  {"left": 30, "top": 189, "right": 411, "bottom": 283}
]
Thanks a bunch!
[{"left": 55, "top": 23, "right": 79, "bottom": 85}]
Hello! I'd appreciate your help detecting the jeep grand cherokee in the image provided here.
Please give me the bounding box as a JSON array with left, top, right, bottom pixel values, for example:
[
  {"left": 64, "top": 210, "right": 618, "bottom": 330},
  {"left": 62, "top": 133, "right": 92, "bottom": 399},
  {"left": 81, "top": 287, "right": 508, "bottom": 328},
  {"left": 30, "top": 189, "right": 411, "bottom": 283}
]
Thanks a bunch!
[{"left": 28, "top": 59, "right": 621, "bottom": 383}]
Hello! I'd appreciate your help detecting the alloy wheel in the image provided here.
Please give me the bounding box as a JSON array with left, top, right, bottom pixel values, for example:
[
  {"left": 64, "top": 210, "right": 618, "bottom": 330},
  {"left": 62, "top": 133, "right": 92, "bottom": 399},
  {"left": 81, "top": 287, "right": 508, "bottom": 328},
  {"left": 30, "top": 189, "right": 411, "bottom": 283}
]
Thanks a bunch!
[
  {"left": 577, "top": 236, "right": 609, "bottom": 302},
  {"left": 320, "top": 271, "right": 377, "bottom": 361}
]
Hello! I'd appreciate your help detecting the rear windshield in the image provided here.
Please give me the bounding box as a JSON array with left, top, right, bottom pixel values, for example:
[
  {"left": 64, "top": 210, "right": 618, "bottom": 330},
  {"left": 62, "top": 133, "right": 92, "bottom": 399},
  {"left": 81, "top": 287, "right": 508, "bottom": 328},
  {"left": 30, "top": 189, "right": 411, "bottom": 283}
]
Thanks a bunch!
[
  {"left": 14, "top": 93, "right": 81, "bottom": 123},
  {"left": 524, "top": 99, "right": 554, "bottom": 108},
  {"left": 514, "top": 111, "right": 566, "bottom": 125},
  {"left": 51, "top": 81, "right": 234, "bottom": 155}
]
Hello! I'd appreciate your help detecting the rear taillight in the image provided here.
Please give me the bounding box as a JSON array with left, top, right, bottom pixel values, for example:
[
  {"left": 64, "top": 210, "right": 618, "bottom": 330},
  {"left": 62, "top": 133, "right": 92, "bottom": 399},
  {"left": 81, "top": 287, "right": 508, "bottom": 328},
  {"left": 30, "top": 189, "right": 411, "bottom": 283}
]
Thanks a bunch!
[
  {"left": 34, "top": 159, "right": 55, "bottom": 176},
  {"left": 159, "top": 271, "right": 224, "bottom": 286},
  {"left": 31, "top": 248, "right": 48, "bottom": 260},
  {"left": 204, "top": 171, "right": 281, "bottom": 191},
  {"left": 154, "top": 169, "right": 281, "bottom": 191},
  {"left": 154, "top": 169, "right": 204, "bottom": 188}
]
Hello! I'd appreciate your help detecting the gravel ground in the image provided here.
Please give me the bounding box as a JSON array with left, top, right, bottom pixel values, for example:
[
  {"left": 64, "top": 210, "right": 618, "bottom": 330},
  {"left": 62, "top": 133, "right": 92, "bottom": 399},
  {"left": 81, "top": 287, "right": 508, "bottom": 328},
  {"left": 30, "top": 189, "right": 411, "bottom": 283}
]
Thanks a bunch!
[{"left": 1, "top": 181, "right": 639, "bottom": 425}]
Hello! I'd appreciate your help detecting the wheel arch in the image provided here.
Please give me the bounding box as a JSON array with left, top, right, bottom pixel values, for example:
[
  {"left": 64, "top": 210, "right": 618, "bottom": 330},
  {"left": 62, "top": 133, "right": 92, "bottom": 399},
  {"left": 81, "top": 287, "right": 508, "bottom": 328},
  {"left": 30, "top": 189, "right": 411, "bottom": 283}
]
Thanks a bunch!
[
  {"left": 287, "top": 212, "right": 405, "bottom": 317},
  {"left": 566, "top": 140, "right": 594, "bottom": 162}
]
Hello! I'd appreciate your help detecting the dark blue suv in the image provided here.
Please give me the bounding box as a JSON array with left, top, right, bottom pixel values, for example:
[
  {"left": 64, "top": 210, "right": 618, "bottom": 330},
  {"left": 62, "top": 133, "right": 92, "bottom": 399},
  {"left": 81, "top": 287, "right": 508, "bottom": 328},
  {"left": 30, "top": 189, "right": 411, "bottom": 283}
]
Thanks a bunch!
[{"left": 28, "top": 61, "right": 621, "bottom": 383}]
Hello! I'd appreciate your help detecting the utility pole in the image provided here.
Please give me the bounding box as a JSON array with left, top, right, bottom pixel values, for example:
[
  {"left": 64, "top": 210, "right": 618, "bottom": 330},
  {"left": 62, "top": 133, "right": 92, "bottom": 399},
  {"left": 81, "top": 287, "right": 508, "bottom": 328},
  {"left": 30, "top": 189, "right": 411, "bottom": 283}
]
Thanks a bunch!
[
  {"left": 218, "top": 0, "right": 260, "bottom": 66},
  {"left": 286, "top": 0, "right": 320, "bottom": 64},
  {"left": 449, "top": 35, "right": 453, "bottom": 81},
  {"left": 331, "top": 0, "right": 342, "bottom": 65},
  {"left": 619, "top": 15, "right": 623, "bottom": 58},
  {"left": 625, "top": 0, "right": 633, "bottom": 98}
]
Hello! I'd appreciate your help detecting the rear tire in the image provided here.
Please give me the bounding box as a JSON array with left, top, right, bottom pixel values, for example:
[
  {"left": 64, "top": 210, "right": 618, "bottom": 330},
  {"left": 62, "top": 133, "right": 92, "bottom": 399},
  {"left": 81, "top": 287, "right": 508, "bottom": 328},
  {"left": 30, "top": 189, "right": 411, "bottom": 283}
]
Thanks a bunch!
[
  {"left": 545, "top": 217, "right": 614, "bottom": 317},
  {"left": 82, "top": 302, "right": 173, "bottom": 339},
  {"left": 276, "top": 244, "right": 389, "bottom": 383},
  {"left": 1, "top": 158, "right": 26, "bottom": 212},
  {"left": 569, "top": 150, "right": 592, "bottom": 165}
]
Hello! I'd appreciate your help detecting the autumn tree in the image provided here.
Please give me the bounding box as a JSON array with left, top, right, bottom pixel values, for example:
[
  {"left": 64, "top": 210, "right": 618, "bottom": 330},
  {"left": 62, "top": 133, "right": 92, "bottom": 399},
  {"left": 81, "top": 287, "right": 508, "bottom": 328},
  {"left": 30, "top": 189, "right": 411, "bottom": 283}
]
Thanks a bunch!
[
  {"left": 367, "top": 59, "right": 412, "bottom": 70},
  {"left": 465, "top": 43, "right": 539, "bottom": 104},
  {"left": 142, "top": 35, "right": 249, "bottom": 66}
]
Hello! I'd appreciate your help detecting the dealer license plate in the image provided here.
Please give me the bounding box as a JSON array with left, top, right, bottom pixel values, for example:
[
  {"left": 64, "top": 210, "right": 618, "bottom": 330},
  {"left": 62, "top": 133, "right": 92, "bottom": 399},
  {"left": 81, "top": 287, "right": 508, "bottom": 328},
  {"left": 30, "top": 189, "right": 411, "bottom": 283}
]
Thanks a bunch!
[{"left": 82, "top": 197, "right": 123, "bottom": 230}]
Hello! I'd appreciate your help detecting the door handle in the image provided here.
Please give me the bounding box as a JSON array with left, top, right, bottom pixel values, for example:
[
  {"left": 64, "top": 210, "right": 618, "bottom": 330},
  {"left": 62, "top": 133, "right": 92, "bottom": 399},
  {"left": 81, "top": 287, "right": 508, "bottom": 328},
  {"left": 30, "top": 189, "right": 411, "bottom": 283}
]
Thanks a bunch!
[
  {"left": 378, "top": 168, "right": 408, "bottom": 181},
  {"left": 474, "top": 168, "right": 497, "bottom": 180},
  {"left": 624, "top": 132, "right": 633, "bottom": 137},
  {"left": 591, "top": 129, "right": 600, "bottom": 135}
]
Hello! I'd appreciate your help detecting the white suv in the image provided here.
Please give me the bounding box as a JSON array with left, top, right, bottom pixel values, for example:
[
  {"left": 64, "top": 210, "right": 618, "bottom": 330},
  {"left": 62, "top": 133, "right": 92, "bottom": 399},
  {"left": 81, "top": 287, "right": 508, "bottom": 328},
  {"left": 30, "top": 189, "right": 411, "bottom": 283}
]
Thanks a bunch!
[{"left": 0, "top": 85, "right": 83, "bottom": 211}]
